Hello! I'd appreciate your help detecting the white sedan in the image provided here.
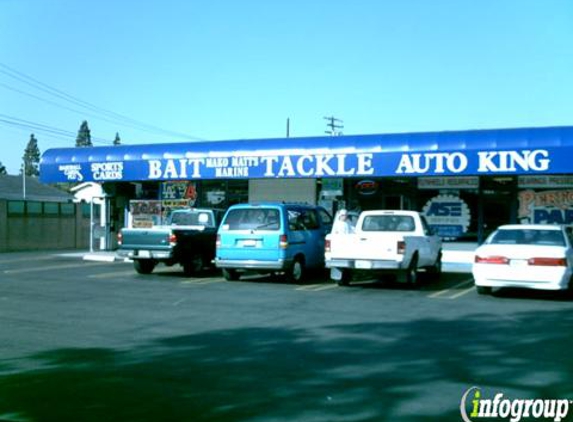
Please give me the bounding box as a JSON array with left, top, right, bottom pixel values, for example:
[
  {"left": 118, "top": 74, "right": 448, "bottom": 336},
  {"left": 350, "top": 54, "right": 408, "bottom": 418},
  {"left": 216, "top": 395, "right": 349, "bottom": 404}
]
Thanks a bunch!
[{"left": 473, "top": 224, "right": 573, "bottom": 295}]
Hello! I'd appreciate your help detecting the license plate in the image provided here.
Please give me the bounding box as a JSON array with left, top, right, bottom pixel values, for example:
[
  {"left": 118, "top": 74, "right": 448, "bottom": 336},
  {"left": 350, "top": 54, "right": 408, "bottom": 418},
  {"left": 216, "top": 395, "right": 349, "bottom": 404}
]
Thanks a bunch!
[
  {"left": 355, "top": 260, "right": 373, "bottom": 269},
  {"left": 138, "top": 250, "right": 151, "bottom": 258},
  {"left": 242, "top": 239, "right": 257, "bottom": 247},
  {"left": 510, "top": 259, "right": 527, "bottom": 267}
]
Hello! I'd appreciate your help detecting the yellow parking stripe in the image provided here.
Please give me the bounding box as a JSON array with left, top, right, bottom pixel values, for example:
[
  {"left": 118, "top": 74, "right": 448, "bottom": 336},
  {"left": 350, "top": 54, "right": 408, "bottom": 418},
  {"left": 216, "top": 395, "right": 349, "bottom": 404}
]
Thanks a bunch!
[
  {"left": 428, "top": 279, "right": 474, "bottom": 299},
  {"left": 448, "top": 286, "right": 475, "bottom": 299}
]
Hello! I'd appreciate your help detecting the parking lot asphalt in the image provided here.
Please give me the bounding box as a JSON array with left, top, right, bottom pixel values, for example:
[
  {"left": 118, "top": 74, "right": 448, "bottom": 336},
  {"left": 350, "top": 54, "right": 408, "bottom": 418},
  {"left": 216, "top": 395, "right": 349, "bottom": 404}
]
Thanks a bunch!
[{"left": 1, "top": 250, "right": 572, "bottom": 422}]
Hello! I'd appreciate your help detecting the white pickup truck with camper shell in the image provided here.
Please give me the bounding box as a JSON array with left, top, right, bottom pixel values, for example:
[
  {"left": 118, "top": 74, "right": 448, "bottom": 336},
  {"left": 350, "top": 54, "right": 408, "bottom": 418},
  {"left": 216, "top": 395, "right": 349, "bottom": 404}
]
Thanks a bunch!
[{"left": 325, "top": 210, "right": 442, "bottom": 286}]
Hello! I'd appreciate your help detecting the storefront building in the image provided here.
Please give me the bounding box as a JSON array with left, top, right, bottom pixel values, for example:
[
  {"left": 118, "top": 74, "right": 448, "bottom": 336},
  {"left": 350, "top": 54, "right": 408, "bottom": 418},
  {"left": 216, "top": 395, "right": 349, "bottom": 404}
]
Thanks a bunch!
[{"left": 40, "top": 126, "right": 573, "bottom": 246}]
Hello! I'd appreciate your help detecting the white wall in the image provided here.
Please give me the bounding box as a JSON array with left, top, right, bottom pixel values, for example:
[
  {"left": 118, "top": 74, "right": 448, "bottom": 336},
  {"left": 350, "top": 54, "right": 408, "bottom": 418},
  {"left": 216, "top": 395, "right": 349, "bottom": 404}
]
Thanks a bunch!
[{"left": 248, "top": 179, "right": 317, "bottom": 204}]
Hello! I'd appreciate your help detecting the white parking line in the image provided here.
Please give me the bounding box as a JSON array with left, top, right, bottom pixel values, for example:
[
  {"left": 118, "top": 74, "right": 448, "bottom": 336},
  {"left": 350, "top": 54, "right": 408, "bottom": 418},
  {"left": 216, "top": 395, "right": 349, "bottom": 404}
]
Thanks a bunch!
[
  {"left": 3, "top": 261, "right": 106, "bottom": 274},
  {"left": 0, "top": 255, "right": 59, "bottom": 265},
  {"left": 428, "top": 279, "right": 474, "bottom": 299},
  {"left": 181, "top": 277, "right": 224, "bottom": 285},
  {"left": 89, "top": 270, "right": 140, "bottom": 279},
  {"left": 295, "top": 284, "right": 338, "bottom": 292}
]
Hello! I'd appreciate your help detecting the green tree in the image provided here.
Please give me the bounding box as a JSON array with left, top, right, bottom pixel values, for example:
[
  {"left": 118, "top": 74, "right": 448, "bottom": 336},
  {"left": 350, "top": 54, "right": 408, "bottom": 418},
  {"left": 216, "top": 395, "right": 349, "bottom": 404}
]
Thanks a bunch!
[
  {"left": 75, "top": 120, "right": 92, "bottom": 147},
  {"left": 113, "top": 132, "right": 121, "bottom": 145},
  {"left": 22, "top": 133, "right": 40, "bottom": 177},
  {"left": 0, "top": 161, "right": 7, "bottom": 175}
]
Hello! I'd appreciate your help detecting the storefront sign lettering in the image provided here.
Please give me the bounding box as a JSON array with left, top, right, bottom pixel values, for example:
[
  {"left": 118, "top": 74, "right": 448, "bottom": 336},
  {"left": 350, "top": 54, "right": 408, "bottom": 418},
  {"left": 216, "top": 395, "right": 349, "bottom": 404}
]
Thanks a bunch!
[
  {"left": 146, "top": 153, "right": 375, "bottom": 180},
  {"left": 46, "top": 146, "right": 561, "bottom": 183},
  {"left": 161, "top": 181, "right": 197, "bottom": 203},
  {"left": 518, "top": 175, "right": 573, "bottom": 188},
  {"left": 418, "top": 176, "right": 479, "bottom": 190},
  {"left": 91, "top": 162, "right": 123, "bottom": 180},
  {"left": 422, "top": 195, "right": 471, "bottom": 239},
  {"left": 58, "top": 164, "right": 84, "bottom": 181},
  {"left": 396, "top": 149, "right": 550, "bottom": 175},
  {"left": 518, "top": 189, "right": 573, "bottom": 224},
  {"left": 477, "top": 150, "right": 549, "bottom": 172},
  {"left": 396, "top": 153, "right": 468, "bottom": 174}
]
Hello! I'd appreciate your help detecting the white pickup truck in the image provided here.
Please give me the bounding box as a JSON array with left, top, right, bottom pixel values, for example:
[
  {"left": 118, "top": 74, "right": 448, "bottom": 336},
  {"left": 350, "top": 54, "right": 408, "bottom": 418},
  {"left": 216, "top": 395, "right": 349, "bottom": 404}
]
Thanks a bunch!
[{"left": 325, "top": 210, "right": 442, "bottom": 286}]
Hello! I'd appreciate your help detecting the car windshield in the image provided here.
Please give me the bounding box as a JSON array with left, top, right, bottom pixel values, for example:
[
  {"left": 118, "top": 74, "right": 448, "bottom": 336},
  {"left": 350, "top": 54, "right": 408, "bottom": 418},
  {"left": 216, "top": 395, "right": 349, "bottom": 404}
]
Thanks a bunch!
[
  {"left": 223, "top": 208, "right": 280, "bottom": 231},
  {"left": 170, "top": 211, "right": 213, "bottom": 227},
  {"left": 361, "top": 215, "right": 415, "bottom": 232},
  {"left": 489, "top": 228, "right": 565, "bottom": 246}
]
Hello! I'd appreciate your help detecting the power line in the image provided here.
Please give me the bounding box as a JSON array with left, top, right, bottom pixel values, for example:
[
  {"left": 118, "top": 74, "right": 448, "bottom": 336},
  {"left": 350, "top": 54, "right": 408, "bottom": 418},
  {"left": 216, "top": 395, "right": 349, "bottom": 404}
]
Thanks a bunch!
[
  {"left": 0, "top": 62, "right": 205, "bottom": 141},
  {"left": 0, "top": 113, "right": 114, "bottom": 145}
]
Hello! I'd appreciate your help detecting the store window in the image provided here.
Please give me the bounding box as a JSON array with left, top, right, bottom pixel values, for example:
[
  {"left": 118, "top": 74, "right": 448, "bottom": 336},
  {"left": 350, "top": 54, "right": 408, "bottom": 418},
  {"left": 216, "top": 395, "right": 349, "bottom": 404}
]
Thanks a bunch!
[
  {"left": 417, "top": 177, "right": 480, "bottom": 242},
  {"left": 201, "top": 181, "right": 227, "bottom": 208}
]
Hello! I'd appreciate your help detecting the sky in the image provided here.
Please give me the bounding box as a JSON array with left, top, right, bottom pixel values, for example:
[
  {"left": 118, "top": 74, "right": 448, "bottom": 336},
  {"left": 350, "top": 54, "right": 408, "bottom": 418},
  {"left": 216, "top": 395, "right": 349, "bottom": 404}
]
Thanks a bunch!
[{"left": 1, "top": 0, "right": 572, "bottom": 175}]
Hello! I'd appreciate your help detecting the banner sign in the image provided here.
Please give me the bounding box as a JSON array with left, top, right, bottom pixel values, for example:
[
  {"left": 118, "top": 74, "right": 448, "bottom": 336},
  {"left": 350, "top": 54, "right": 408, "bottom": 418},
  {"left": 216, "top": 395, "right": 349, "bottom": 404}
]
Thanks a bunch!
[
  {"left": 129, "top": 198, "right": 196, "bottom": 228},
  {"left": 418, "top": 176, "right": 479, "bottom": 190},
  {"left": 42, "top": 146, "right": 572, "bottom": 184},
  {"left": 518, "top": 189, "right": 573, "bottom": 225},
  {"left": 518, "top": 175, "right": 573, "bottom": 189},
  {"left": 422, "top": 194, "right": 471, "bottom": 239},
  {"left": 161, "top": 181, "right": 197, "bottom": 204}
]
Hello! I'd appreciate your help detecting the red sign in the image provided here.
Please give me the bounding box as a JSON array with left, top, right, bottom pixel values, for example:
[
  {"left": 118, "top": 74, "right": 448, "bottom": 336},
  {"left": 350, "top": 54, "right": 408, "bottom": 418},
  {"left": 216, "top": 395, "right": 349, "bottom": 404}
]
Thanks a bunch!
[{"left": 355, "top": 180, "right": 378, "bottom": 195}]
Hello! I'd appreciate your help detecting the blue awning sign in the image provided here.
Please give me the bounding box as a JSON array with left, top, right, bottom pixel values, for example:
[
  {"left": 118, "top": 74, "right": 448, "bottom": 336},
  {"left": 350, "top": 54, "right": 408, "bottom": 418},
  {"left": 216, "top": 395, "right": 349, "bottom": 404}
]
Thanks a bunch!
[{"left": 40, "top": 127, "right": 573, "bottom": 183}]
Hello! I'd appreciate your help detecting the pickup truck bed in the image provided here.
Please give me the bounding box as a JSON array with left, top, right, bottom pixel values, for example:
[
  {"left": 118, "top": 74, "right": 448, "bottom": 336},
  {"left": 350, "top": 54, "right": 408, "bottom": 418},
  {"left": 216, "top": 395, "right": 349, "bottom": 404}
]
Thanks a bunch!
[
  {"left": 325, "top": 210, "right": 442, "bottom": 286},
  {"left": 117, "top": 208, "right": 220, "bottom": 275}
]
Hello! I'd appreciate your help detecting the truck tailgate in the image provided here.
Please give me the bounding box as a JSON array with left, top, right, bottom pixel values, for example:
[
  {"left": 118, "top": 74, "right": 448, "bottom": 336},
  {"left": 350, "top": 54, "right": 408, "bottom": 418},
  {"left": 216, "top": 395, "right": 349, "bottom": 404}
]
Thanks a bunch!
[
  {"left": 329, "top": 233, "right": 405, "bottom": 260},
  {"left": 329, "top": 233, "right": 428, "bottom": 261},
  {"left": 120, "top": 228, "right": 172, "bottom": 250}
]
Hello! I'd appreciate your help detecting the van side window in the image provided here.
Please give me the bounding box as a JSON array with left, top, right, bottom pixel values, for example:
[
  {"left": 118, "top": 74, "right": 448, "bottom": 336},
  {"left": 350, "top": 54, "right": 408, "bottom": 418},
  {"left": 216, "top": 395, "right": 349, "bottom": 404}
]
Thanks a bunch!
[
  {"left": 302, "top": 210, "right": 319, "bottom": 230},
  {"left": 318, "top": 209, "right": 333, "bottom": 226},
  {"left": 288, "top": 210, "right": 303, "bottom": 231},
  {"left": 287, "top": 209, "right": 319, "bottom": 231}
]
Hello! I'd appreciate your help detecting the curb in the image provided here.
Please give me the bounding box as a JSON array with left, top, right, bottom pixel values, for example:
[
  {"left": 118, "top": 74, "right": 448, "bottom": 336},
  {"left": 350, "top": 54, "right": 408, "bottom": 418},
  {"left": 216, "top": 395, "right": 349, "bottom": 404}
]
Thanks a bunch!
[{"left": 82, "top": 253, "right": 118, "bottom": 262}]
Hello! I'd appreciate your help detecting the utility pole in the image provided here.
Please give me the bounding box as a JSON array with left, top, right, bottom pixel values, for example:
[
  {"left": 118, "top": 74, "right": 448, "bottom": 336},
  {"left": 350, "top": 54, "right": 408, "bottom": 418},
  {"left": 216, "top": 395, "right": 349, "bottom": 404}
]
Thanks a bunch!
[
  {"left": 324, "top": 116, "right": 343, "bottom": 136},
  {"left": 22, "top": 162, "right": 26, "bottom": 199}
]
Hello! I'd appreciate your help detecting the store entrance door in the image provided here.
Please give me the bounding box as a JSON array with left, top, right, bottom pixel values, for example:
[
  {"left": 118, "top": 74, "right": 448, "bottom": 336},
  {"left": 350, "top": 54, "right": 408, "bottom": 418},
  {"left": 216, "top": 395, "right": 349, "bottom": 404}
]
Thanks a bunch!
[
  {"left": 478, "top": 177, "right": 517, "bottom": 243},
  {"left": 383, "top": 194, "right": 411, "bottom": 210}
]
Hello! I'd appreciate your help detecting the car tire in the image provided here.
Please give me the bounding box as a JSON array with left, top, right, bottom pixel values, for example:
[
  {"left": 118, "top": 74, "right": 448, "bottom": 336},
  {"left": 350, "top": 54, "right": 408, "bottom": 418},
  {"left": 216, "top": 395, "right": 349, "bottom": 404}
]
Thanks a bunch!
[
  {"left": 476, "top": 285, "right": 492, "bottom": 295},
  {"left": 285, "top": 257, "right": 305, "bottom": 283},
  {"left": 134, "top": 259, "right": 155, "bottom": 275},
  {"left": 222, "top": 269, "right": 240, "bottom": 281},
  {"left": 336, "top": 269, "right": 352, "bottom": 286},
  {"left": 427, "top": 251, "right": 442, "bottom": 279},
  {"left": 406, "top": 255, "right": 419, "bottom": 287}
]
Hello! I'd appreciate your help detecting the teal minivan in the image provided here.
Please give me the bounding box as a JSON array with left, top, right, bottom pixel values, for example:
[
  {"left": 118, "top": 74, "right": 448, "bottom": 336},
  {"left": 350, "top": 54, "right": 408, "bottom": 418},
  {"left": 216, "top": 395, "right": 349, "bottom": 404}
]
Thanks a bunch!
[{"left": 215, "top": 203, "right": 332, "bottom": 282}]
